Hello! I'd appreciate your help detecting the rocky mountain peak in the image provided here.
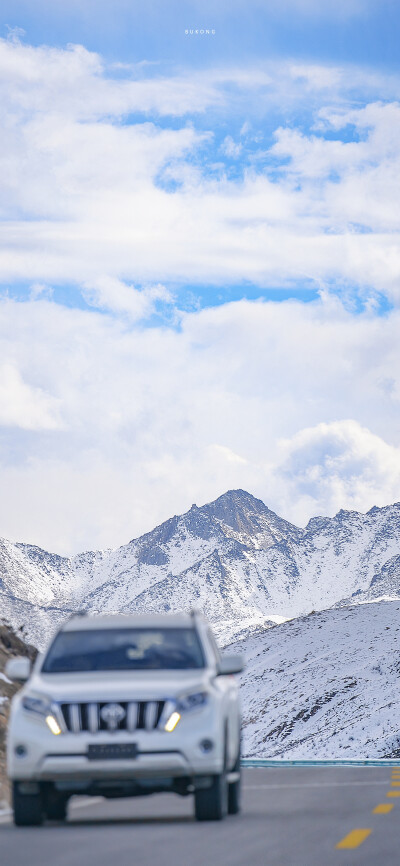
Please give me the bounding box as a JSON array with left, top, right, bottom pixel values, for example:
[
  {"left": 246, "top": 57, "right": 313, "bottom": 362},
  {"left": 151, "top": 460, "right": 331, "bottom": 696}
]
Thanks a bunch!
[
  {"left": 200, "top": 489, "right": 277, "bottom": 534},
  {"left": 2, "top": 491, "right": 400, "bottom": 650}
]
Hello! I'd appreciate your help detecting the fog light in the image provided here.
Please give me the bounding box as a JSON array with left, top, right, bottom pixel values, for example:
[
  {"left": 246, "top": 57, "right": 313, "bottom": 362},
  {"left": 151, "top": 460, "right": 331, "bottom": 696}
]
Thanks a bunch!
[
  {"left": 15, "top": 744, "right": 27, "bottom": 757},
  {"left": 199, "top": 738, "right": 214, "bottom": 753},
  {"left": 46, "top": 714, "right": 62, "bottom": 735}
]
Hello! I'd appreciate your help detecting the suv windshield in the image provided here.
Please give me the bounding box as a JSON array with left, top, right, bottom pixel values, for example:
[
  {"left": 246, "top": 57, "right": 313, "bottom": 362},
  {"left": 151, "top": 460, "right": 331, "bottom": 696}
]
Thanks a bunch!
[{"left": 42, "top": 627, "right": 205, "bottom": 673}]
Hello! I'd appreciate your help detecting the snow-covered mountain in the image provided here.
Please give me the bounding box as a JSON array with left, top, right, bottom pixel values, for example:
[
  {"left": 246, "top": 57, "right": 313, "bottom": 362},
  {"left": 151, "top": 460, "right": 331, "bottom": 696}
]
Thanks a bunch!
[
  {"left": 231, "top": 599, "right": 400, "bottom": 759},
  {"left": 2, "top": 492, "right": 400, "bottom": 760},
  {"left": 2, "top": 489, "right": 400, "bottom": 647}
]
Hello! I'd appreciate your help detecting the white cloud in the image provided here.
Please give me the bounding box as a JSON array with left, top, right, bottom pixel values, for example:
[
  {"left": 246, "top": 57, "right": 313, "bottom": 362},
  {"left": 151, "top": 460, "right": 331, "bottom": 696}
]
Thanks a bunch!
[
  {"left": 289, "top": 64, "right": 343, "bottom": 90},
  {"left": 0, "top": 38, "right": 220, "bottom": 119},
  {"left": 1, "top": 38, "right": 400, "bottom": 552},
  {"left": 276, "top": 420, "right": 400, "bottom": 523},
  {"left": 29, "top": 283, "right": 54, "bottom": 301},
  {"left": 1, "top": 38, "right": 400, "bottom": 300},
  {"left": 221, "top": 136, "right": 243, "bottom": 158},
  {"left": 0, "top": 295, "right": 400, "bottom": 552},
  {"left": 0, "top": 363, "right": 62, "bottom": 430},
  {"left": 83, "top": 277, "right": 174, "bottom": 320}
]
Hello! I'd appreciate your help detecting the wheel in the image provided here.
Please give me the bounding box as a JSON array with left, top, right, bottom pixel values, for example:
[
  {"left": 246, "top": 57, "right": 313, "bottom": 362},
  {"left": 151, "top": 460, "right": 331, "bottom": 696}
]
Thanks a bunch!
[
  {"left": 12, "top": 782, "right": 43, "bottom": 827},
  {"left": 42, "top": 783, "right": 68, "bottom": 821},
  {"left": 44, "top": 793, "right": 68, "bottom": 822},
  {"left": 194, "top": 772, "right": 228, "bottom": 821},
  {"left": 228, "top": 739, "right": 241, "bottom": 815}
]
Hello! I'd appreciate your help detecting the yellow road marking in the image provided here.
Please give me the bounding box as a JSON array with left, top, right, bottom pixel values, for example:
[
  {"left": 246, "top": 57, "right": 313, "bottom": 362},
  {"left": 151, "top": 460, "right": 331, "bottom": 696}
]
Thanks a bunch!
[
  {"left": 387, "top": 791, "right": 400, "bottom": 797},
  {"left": 336, "top": 829, "right": 371, "bottom": 849},
  {"left": 373, "top": 803, "right": 393, "bottom": 814},
  {"left": 391, "top": 781, "right": 400, "bottom": 786}
]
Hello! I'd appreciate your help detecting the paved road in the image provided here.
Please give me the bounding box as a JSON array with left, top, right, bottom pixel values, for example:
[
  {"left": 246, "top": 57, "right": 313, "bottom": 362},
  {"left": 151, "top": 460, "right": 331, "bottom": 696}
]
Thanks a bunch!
[{"left": 2, "top": 766, "right": 400, "bottom": 866}]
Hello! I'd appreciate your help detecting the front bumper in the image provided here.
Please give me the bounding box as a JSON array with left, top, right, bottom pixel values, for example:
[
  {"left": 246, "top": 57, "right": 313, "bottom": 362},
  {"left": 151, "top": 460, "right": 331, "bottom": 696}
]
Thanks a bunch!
[
  {"left": 7, "top": 710, "right": 224, "bottom": 782},
  {"left": 37, "top": 750, "right": 196, "bottom": 782}
]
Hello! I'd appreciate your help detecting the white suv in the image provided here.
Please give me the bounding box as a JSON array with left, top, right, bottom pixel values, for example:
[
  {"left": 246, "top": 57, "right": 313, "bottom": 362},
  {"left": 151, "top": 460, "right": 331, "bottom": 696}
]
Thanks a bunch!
[{"left": 6, "top": 611, "right": 244, "bottom": 825}]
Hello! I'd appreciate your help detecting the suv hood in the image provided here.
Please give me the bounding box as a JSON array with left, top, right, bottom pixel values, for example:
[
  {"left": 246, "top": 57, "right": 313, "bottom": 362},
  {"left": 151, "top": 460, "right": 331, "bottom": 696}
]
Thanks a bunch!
[{"left": 26, "top": 669, "right": 213, "bottom": 702}]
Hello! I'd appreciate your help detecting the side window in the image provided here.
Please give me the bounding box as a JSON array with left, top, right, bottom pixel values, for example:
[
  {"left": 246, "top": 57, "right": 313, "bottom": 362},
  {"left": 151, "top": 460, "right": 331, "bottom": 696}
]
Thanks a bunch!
[{"left": 207, "top": 629, "right": 221, "bottom": 664}]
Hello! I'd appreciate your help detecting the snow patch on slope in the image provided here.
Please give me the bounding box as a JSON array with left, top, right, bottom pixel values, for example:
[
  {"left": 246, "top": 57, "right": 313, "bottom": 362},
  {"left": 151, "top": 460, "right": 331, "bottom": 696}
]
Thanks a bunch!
[{"left": 230, "top": 600, "right": 400, "bottom": 759}]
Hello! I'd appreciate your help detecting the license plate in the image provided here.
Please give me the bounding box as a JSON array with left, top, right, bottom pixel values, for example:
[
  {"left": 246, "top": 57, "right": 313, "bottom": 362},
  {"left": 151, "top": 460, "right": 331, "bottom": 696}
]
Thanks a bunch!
[{"left": 87, "top": 743, "right": 138, "bottom": 761}]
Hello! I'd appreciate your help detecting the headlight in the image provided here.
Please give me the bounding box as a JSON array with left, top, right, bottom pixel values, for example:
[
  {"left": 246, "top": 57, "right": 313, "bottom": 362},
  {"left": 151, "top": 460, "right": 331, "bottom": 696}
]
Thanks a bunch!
[
  {"left": 22, "top": 694, "right": 62, "bottom": 735},
  {"left": 164, "top": 692, "right": 208, "bottom": 732},
  {"left": 22, "top": 695, "right": 52, "bottom": 716},
  {"left": 177, "top": 692, "right": 208, "bottom": 713}
]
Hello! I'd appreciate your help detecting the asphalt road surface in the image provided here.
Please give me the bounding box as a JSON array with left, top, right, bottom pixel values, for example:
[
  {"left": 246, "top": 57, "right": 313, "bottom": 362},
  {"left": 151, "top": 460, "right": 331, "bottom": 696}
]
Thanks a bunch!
[{"left": 2, "top": 766, "right": 400, "bottom": 866}]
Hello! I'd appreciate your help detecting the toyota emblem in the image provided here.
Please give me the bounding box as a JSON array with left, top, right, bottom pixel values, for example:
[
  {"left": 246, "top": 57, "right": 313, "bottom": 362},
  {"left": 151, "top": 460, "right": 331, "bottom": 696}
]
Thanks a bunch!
[{"left": 100, "top": 702, "right": 126, "bottom": 730}]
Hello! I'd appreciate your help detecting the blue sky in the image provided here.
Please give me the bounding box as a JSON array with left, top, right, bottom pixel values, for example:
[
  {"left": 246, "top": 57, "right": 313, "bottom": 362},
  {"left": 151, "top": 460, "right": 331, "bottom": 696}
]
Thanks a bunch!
[
  {"left": 1, "top": 0, "right": 400, "bottom": 553},
  {"left": 1, "top": 0, "right": 400, "bottom": 70},
  {"left": 1, "top": 0, "right": 400, "bottom": 311}
]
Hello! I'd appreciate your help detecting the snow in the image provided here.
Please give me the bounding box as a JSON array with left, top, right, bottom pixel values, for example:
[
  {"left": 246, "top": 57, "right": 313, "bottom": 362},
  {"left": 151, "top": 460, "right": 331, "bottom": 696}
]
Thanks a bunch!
[
  {"left": 0, "top": 673, "right": 11, "bottom": 684},
  {"left": 1, "top": 490, "right": 400, "bottom": 759},
  {"left": 230, "top": 599, "right": 400, "bottom": 759},
  {"left": 1, "top": 489, "right": 400, "bottom": 655}
]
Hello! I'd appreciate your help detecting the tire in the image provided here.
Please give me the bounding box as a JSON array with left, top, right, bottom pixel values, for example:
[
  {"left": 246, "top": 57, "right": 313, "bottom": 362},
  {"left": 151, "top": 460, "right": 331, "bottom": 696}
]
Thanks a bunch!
[
  {"left": 44, "top": 794, "right": 68, "bottom": 822},
  {"left": 12, "top": 782, "right": 43, "bottom": 827},
  {"left": 228, "top": 740, "right": 241, "bottom": 815},
  {"left": 194, "top": 772, "right": 228, "bottom": 821}
]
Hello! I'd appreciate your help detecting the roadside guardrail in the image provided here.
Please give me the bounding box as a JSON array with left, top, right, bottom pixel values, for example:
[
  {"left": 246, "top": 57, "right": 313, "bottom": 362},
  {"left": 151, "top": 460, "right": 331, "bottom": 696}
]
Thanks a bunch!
[{"left": 242, "top": 758, "right": 400, "bottom": 767}]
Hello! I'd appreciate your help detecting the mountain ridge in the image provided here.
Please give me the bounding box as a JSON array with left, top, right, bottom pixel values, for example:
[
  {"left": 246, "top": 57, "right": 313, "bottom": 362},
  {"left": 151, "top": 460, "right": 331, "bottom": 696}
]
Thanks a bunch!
[{"left": 1, "top": 489, "right": 400, "bottom": 647}]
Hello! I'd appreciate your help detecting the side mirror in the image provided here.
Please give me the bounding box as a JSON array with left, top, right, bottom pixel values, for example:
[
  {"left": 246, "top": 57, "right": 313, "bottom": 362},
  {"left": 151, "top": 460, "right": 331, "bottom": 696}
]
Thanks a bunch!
[
  {"left": 5, "top": 657, "right": 31, "bottom": 683},
  {"left": 216, "top": 653, "right": 245, "bottom": 676}
]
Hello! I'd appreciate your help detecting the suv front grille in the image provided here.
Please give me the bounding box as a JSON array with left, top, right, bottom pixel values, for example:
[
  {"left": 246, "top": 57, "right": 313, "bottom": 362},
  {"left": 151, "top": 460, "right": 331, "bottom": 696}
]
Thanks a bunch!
[{"left": 60, "top": 701, "right": 165, "bottom": 733}]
